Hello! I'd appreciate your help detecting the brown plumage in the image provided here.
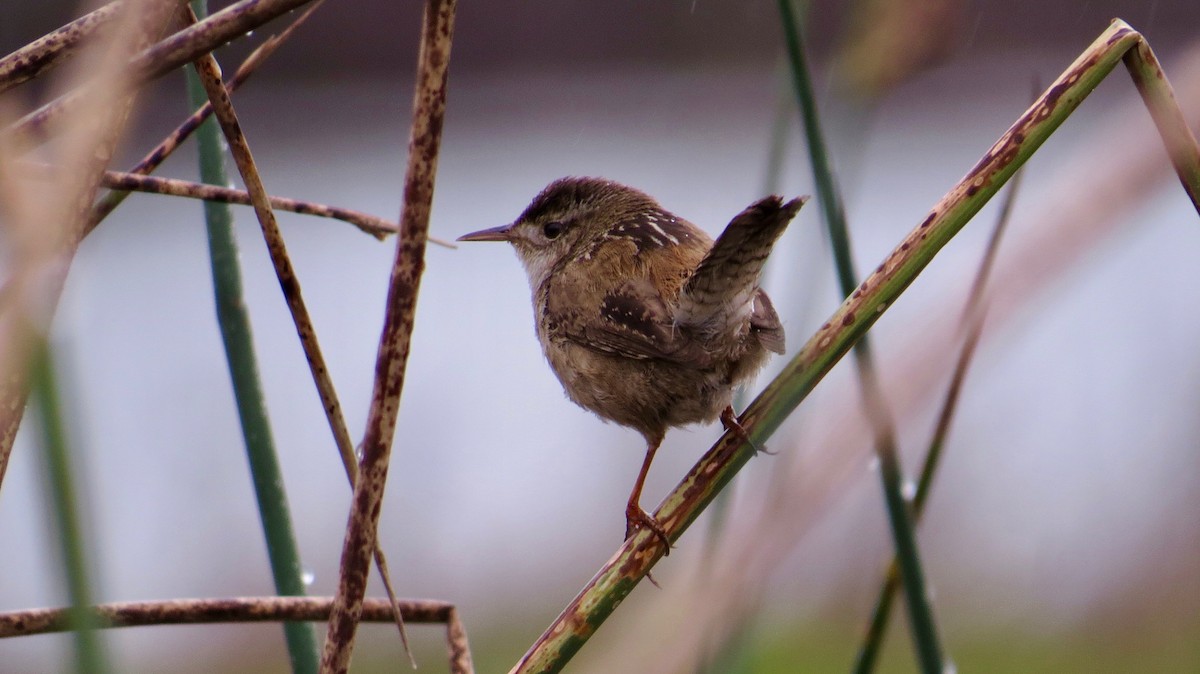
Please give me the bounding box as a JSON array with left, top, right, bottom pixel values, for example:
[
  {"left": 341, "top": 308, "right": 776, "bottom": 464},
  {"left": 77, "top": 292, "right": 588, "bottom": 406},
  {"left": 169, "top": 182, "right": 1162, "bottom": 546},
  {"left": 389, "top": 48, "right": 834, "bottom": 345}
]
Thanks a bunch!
[{"left": 459, "top": 177, "right": 807, "bottom": 548}]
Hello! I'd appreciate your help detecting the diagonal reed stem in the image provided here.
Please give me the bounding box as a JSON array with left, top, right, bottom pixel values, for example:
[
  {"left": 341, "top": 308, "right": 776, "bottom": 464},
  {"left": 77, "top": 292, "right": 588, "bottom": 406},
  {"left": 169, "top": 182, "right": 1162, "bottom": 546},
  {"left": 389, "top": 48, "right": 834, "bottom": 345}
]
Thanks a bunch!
[
  {"left": 320, "top": 0, "right": 460, "bottom": 672},
  {"left": 1124, "top": 40, "right": 1200, "bottom": 209}
]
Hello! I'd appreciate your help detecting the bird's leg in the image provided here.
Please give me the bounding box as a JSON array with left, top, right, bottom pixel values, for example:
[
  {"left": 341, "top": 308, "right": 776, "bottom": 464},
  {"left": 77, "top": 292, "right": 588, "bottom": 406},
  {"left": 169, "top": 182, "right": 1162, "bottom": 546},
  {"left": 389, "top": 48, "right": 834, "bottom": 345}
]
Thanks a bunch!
[
  {"left": 625, "top": 433, "right": 671, "bottom": 553},
  {"left": 720, "top": 405, "right": 773, "bottom": 455}
]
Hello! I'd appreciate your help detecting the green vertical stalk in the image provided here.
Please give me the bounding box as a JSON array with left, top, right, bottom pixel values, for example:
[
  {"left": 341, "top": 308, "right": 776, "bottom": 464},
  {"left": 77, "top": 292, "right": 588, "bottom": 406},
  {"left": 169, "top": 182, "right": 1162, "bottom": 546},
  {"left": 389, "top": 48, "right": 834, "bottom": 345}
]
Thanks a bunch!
[
  {"left": 854, "top": 153, "right": 1026, "bottom": 674},
  {"left": 186, "top": 3, "right": 317, "bottom": 671},
  {"left": 775, "top": 1, "right": 946, "bottom": 671},
  {"left": 32, "top": 344, "right": 110, "bottom": 674}
]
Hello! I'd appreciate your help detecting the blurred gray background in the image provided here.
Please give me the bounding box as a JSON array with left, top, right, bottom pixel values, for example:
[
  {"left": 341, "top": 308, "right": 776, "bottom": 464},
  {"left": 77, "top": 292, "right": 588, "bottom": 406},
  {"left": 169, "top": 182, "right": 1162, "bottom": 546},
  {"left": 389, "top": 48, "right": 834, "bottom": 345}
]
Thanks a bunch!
[{"left": 1, "top": 1, "right": 1198, "bottom": 672}]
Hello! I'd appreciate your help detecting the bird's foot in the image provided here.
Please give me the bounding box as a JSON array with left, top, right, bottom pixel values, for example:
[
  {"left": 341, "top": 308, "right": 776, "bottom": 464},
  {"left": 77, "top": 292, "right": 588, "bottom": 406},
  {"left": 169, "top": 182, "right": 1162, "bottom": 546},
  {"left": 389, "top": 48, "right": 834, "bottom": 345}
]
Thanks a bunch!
[
  {"left": 720, "top": 405, "right": 774, "bottom": 455},
  {"left": 625, "top": 503, "right": 671, "bottom": 554}
]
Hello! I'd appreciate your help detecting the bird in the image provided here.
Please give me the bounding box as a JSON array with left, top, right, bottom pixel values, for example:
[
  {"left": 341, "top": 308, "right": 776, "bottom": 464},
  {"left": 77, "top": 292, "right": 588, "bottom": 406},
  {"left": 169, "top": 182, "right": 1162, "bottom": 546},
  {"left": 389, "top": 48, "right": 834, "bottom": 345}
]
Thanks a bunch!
[{"left": 458, "top": 177, "right": 807, "bottom": 550}]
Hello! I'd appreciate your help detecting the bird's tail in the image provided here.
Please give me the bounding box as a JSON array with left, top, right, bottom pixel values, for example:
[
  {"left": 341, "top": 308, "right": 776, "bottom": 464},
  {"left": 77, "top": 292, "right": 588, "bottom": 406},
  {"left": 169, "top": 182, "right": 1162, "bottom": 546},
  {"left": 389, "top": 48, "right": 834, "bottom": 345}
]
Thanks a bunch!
[{"left": 675, "top": 195, "right": 807, "bottom": 342}]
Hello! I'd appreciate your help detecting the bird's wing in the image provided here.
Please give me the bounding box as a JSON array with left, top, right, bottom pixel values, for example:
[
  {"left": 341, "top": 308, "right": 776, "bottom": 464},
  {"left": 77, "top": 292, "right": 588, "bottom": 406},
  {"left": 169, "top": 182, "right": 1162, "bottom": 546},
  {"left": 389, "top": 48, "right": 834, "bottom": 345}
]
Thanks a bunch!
[
  {"left": 675, "top": 195, "right": 805, "bottom": 350},
  {"left": 547, "top": 277, "right": 710, "bottom": 366},
  {"left": 749, "top": 287, "right": 786, "bottom": 354}
]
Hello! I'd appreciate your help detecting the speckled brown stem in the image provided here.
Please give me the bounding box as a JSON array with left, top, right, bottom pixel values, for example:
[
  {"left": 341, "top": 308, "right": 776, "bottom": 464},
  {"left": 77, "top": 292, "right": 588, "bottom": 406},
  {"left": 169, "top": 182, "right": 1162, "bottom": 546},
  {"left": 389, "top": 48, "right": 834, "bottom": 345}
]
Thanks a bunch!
[
  {"left": 0, "top": 597, "right": 455, "bottom": 635},
  {"left": 0, "top": 597, "right": 472, "bottom": 673},
  {"left": 0, "top": 0, "right": 162, "bottom": 94},
  {"left": 190, "top": 11, "right": 356, "bottom": 542},
  {"left": 187, "top": 11, "right": 420, "bottom": 662},
  {"left": 86, "top": 1, "right": 326, "bottom": 234},
  {"left": 11, "top": 0, "right": 317, "bottom": 139},
  {"left": 320, "top": 0, "right": 458, "bottom": 672},
  {"left": 20, "top": 166, "right": 397, "bottom": 238}
]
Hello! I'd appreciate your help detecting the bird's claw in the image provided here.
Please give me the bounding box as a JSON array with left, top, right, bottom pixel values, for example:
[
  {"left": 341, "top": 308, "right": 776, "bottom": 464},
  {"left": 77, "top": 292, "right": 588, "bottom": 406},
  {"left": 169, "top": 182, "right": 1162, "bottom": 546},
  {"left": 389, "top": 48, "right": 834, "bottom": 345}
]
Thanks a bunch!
[
  {"left": 720, "top": 406, "right": 774, "bottom": 455},
  {"left": 625, "top": 504, "right": 671, "bottom": 554}
]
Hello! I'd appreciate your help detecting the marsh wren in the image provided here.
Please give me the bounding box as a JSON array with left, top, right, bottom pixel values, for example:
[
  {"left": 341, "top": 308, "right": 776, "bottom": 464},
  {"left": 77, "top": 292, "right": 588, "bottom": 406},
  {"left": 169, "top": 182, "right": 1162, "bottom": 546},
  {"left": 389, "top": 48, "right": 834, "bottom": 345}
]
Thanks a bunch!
[{"left": 459, "top": 177, "right": 807, "bottom": 549}]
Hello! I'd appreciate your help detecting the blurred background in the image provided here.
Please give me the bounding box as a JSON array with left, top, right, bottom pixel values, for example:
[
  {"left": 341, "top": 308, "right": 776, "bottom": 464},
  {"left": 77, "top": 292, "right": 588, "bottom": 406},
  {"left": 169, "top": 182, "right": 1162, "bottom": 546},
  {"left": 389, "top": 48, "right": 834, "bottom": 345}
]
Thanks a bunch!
[{"left": 1, "top": 1, "right": 1198, "bottom": 672}]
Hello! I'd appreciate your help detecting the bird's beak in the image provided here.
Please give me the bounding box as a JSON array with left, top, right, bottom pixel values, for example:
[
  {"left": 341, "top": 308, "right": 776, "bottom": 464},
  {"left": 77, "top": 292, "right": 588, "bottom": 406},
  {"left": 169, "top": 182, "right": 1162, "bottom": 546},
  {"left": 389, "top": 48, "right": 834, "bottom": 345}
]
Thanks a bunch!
[{"left": 457, "top": 223, "right": 514, "bottom": 242}]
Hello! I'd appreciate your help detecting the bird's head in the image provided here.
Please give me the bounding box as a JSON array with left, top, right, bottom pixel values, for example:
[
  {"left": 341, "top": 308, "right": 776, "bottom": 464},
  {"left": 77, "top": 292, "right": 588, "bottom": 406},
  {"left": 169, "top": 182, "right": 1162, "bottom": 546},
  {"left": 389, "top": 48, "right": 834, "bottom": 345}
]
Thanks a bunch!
[{"left": 457, "top": 177, "right": 666, "bottom": 289}]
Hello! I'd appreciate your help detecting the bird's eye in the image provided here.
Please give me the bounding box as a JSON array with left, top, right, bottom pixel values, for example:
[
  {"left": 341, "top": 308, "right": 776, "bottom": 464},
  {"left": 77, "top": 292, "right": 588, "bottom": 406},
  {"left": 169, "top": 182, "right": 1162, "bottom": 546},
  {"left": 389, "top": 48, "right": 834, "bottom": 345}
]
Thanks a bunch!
[{"left": 542, "top": 221, "right": 565, "bottom": 240}]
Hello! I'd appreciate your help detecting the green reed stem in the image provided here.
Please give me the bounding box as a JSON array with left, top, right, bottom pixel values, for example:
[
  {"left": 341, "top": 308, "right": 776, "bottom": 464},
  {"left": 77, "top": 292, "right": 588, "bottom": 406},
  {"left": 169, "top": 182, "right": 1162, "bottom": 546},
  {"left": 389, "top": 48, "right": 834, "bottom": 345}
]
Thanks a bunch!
[
  {"left": 186, "top": 3, "right": 317, "bottom": 671},
  {"left": 32, "top": 344, "right": 111, "bottom": 674},
  {"left": 776, "top": 1, "right": 945, "bottom": 670}
]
